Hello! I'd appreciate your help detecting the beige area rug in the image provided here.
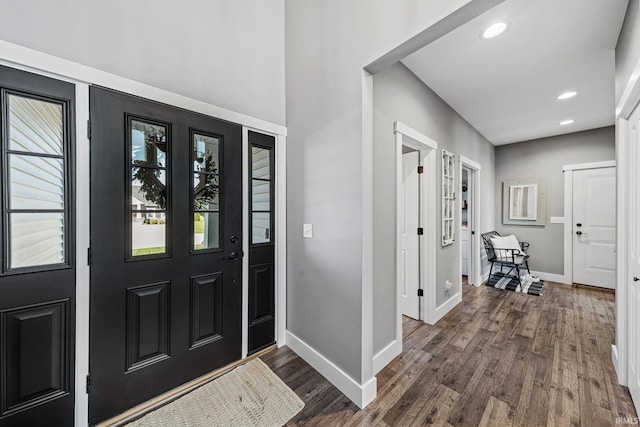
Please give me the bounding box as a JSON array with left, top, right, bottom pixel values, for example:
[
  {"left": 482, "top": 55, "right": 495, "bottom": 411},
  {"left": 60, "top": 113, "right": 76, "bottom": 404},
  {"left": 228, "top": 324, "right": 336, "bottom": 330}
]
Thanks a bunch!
[{"left": 127, "top": 358, "right": 304, "bottom": 427}]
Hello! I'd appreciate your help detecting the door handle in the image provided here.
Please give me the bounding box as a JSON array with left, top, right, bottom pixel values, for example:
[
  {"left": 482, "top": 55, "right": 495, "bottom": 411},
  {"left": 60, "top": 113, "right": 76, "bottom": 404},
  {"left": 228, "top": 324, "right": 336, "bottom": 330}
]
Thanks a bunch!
[
  {"left": 576, "top": 231, "right": 582, "bottom": 235},
  {"left": 634, "top": 277, "right": 639, "bottom": 282},
  {"left": 222, "top": 251, "right": 239, "bottom": 261}
]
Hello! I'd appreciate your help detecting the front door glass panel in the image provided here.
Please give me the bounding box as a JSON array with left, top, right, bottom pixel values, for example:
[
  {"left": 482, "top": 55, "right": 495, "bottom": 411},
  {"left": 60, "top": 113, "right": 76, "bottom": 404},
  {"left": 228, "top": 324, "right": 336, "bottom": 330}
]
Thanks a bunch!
[
  {"left": 129, "top": 118, "right": 169, "bottom": 258},
  {"left": 192, "top": 132, "right": 220, "bottom": 251}
]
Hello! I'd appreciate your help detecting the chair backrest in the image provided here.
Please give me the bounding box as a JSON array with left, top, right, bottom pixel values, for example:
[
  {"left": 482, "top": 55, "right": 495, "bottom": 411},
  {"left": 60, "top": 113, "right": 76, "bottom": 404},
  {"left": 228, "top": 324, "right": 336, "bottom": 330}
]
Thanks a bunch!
[{"left": 481, "top": 231, "right": 500, "bottom": 260}]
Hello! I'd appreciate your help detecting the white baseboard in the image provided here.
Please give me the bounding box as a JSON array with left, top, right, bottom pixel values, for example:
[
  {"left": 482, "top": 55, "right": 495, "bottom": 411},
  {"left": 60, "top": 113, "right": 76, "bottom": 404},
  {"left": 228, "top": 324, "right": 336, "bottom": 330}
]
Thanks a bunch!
[
  {"left": 426, "top": 291, "right": 462, "bottom": 325},
  {"left": 285, "top": 331, "right": 377, "bottom": 409},
  {"left": 530, "top": 270, "right": 570, "bottom": 285},
  {"left": 372, "top": 339, "right": 402, "bottom": 374}
]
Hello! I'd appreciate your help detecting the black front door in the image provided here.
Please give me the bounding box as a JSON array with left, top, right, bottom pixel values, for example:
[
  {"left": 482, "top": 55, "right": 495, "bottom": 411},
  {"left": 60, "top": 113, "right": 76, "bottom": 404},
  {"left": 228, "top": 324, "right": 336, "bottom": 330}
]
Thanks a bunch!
[
  {"left": 89, "top": 88, "right": 242, "bottom": 423},
  {"left": 0, "top": 66, "right": 76, "bottom": 427}
]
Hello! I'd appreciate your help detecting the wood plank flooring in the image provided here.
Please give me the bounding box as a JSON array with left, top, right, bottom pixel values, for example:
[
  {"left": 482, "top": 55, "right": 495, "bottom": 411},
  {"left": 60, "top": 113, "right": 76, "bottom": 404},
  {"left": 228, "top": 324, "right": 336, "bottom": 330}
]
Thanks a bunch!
[{"left": 261, "top": 282, "right": 637, "bottom": 426}]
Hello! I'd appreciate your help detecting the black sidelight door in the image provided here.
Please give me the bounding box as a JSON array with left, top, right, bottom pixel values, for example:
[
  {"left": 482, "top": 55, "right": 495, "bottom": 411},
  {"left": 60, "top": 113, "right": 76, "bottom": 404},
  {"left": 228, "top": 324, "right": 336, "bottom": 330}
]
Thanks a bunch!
[
  {"left": 248, "top": 131, "right": 276, "bottom": 354},
  {"left": 0, "top": 66, "right": 76, "bottom": 427},
  {"left": 89, "top": 88, "right": 242, "bottom": 423}
]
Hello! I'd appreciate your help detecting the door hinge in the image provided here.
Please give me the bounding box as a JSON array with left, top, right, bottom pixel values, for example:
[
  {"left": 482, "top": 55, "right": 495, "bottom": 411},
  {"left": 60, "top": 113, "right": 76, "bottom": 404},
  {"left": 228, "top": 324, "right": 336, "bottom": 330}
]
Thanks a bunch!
[
  {"left": 87, "top": 247, "right": 92, "bottom": 266},
  {"left": 86, "top": 374, "right": 91, "bottom": 394},
  {"left": 417, "top": 165, "right": 424, "bottom": 174},
  {"left": 87, "top": 120, "right": 91, "bottom": 140},
  {"left": 417, "top": 289, "right": 424, "bottom": 297},
  {"left": 417, "top": 227, "right": 424, "bottom": 235}
]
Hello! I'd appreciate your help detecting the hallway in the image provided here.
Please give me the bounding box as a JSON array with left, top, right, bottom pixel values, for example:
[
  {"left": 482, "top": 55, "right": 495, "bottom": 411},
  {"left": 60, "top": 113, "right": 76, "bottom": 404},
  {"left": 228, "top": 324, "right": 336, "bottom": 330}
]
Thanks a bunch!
[{"left": 263, "top": 283, "right": 636, "bottom": 426}]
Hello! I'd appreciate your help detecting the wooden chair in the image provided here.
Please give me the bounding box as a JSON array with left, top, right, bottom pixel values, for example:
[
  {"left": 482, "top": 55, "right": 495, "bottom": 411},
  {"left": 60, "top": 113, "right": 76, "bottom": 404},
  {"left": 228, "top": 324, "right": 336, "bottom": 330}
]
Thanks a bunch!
[{"left": 481, "top": 231, "right": 531, "bottom": 285}]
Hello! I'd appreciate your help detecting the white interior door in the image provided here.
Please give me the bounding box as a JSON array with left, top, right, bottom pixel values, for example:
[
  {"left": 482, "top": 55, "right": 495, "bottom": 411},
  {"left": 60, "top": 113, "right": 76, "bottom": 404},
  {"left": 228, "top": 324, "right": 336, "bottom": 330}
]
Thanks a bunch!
[
  {"left": 627, "top": 104, "right": 640, "bottom": 411},
  {"left": 400, "top": 151, "right": 420, "bottom": 319},
  {"left": 572, "top": 167, "right": 616, "bottom": 288}
]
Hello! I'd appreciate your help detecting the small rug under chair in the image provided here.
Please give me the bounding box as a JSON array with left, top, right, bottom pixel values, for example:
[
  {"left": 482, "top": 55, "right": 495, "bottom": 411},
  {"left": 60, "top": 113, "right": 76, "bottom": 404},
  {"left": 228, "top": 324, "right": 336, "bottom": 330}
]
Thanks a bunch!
[
  {"left": 486, "top": 272, "right": 544, "bottom": 296},
  {"left": 126, "top": 358, "right": 304, "bottom": 427}
]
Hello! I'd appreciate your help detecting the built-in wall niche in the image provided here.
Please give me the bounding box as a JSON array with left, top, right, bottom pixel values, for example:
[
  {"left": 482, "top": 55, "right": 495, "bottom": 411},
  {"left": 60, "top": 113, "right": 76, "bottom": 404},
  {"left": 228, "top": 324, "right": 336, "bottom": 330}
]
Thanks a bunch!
[{"left": 442, "top": 149, "right": 455, "bottom": 246}]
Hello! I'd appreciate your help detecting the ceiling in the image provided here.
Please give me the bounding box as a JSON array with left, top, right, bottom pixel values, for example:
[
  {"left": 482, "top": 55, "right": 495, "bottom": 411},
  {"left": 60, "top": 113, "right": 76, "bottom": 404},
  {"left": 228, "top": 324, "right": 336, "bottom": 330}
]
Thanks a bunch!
[{"left": 401, "top": 0, "right": 628, "bottom": 146}]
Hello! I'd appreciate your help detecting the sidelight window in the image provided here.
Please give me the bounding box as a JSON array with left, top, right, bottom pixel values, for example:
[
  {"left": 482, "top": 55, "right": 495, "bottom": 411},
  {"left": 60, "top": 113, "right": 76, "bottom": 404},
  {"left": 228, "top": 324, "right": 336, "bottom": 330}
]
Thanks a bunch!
[
  {"left": 129, "top": 118, "right": 169, "bottom": 258},
  {"left": 3, "top": 93, "right": 69, "bottom": 270},
  {"left": 251, "top": 146, "right": 273, "bottom": 244}
]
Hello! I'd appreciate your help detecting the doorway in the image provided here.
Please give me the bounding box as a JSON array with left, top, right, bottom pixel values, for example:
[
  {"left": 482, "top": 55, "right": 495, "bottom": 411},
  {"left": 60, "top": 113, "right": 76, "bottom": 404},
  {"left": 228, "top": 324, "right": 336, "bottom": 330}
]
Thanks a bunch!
[
  {"left": 563, "top": 162, "right": 616, "bottom": 289},
  {"left": 458, "top": 156, "right": 482, "bottom": 287},
  {"left": 88, "top": 88, "right": 243, "bottom": 423}
]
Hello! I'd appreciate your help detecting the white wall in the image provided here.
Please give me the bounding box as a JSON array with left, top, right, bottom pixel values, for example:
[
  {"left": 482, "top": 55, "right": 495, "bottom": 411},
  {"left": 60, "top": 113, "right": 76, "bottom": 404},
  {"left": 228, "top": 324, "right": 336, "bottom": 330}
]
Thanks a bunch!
[
  {"left": 372, "top": 63, "right": 495, "bottom": 354},
  {"left": 616, "top": 0, "right": 640, "bottom": 106},
  {"left": 284, "top": 0, "right": 486, "bottom": 388},
  {"left": 0, "top": 0, "right": 286, "bottom": 126}
]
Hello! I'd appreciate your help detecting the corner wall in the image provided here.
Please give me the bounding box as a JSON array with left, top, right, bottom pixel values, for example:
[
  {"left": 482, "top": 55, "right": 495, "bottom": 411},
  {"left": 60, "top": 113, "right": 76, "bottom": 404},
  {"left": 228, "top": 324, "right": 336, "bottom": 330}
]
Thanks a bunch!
[
  {"left": 616, "top": 0, "right": 640, "bottom": 106},
  {"left": 372, "top": 63, "right": 495, "bottom": 355},
  {"left": 494, "top": 127, "right": 615, "bottom": 276}
]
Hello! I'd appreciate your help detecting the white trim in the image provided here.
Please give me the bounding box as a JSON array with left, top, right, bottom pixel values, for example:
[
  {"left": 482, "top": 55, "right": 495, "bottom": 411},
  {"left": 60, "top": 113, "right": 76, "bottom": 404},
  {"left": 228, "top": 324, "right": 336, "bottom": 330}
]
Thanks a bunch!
[
  {"left": 563, "top": 169, "right": 574, "bottom": 285},
  {"left": 530, "top": 271, "right": 570, "bottom": 285},
  {"left": 275, "top": 134, "right": 287, "bottom": 348},
  {"left": 431, "top": 292, "right": 462, "bottom": 324},
  {"left": 394, "top": 121, "right": 438, "bottom": 150},
  {"left": 0, "top": 40, "right": 287, "bottom": 137},
  {"left": 458, "top": 155, "right": 482, "bottom": 288},
  {"left": 617, "top": 55, "right": 640, "bottom": 119},
  {"left": 361, "top": 70, "right": 375, "bottom": 385},
  {"left": 615, "top": 118, "right": 628, "bottom": 385},
  {"left": 241, "top": 128, "right": 249, "bottom": 358},
  {"left": 562, "top": 160, "right": 616, "bottom": 171},
  {"left": 285, "top": 331, "right": 377, "bottom": 409},
  {"left": 613, "top": 344, "right": 621, "bottom": 382},
  {"left": 74, "top": 83, "right": 90, "bottom": 427},
  {"left": 372, "top": 339, "right": 402, "bottom": 375}
]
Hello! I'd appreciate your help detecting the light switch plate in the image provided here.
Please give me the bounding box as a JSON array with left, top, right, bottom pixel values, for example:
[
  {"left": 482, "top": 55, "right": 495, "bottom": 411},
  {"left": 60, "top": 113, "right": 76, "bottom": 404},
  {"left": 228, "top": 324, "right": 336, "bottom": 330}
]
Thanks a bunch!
[
  {"left": 303, "top": 224, "right": 313, "bottom": 238},
  {"left": 550, "top": 216, "right": 565, "bottom": 224}
]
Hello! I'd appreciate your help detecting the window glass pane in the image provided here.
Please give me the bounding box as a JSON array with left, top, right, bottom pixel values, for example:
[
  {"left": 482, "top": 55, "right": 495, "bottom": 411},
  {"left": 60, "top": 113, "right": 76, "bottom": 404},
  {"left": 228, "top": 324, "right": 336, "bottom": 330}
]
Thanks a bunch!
[
  {"left": 10, "top": 154, "right": 64, "bottom": 210},
  {"left": 252, "top": 179, "right": 270, "bottom": 211},
  {"left": 194, "top": 212, "right": 219, "bottom": 250},
  {"left": 252, "top": 147, "right": 270, "bottom": 179},
  {"left": 9, "top": 94, "right": 63, "bottom": 155},
  {"left": 131, "top": 167, "right": 166, "bottom": 210},
  {"left": 193, "top": 134, "right": 219, "bottom": 173},
  {"left": 132, "top": 212, "right": 166, "bottom": 256},
  {"left": 194, "top": 173, "right": 219, "bottom": 211},
  {"left": 10, "top": 212, "right": 64, "bottom": 268},
  {"left": 131, "top": 120, "right": 167, "bottom": 166},
  {"left": 252, "top": 212, "right": 271, "bottom": 244}
]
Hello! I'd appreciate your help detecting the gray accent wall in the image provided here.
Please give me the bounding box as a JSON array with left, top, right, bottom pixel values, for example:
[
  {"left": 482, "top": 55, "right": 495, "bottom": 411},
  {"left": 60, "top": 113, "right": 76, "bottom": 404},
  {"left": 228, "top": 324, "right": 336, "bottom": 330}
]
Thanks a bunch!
[
  {"left": 284, "top": 0, "right": 495, "bottom": 385},
  {"left": 495, "top": 127, "right": 615, "bottom": 275},
  {"left": 616, "top": 0, "right": 640, "bottom": 105},
  {"left": 372, "top": 63, "right": 495, "bottom": 355},
  {"left": 0, "top": 0, "right": 286, "bottom": 125}
]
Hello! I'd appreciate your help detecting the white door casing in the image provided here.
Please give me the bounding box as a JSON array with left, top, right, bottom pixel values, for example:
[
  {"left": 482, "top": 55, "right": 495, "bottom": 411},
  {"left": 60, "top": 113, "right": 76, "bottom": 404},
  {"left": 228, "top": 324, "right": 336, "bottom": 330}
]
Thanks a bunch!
[
  {"left": 400, "top": 151, "right": 420, "bottom": 320},
  {"left": 627, "top": 104, "right": 640, "bottom": 410},
  {"left": 572, "top": 167, "right": 616, "bottom": 289}
]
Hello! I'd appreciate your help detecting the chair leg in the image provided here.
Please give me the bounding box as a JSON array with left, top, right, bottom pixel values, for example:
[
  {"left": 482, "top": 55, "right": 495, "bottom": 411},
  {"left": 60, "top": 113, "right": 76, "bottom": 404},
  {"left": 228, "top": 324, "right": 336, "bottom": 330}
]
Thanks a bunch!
[
  {"left": 489, "top": 262, "right": 494, "bottom": 279},
  {"left": 524, "top": 261, "right": 531, "bottom": 274},
  {"left": 515, "top": 266, "right": 522, "bottom": 285}
]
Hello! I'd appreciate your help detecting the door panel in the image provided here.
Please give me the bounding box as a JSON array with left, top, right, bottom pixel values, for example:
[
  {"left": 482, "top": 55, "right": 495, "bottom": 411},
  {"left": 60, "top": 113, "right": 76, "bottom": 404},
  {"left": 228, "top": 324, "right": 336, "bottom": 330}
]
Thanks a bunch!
[
  {"left": 400, "top": 151, "right": 419, "bottom": 320},
  {"left": 572, "top": 167, "right": 616, "bottom": 288},
  {"left": 0, "top": 66, "right": 75, "bottom": 427},
  {"left": 628, "top": 104, "right": 640, "bottom": 412},
  {"left": 89, "top": 88, "right": 242, "bottom": 423},
  {"left": 248, "top": 131, "right": 275, "bottom": 353}
]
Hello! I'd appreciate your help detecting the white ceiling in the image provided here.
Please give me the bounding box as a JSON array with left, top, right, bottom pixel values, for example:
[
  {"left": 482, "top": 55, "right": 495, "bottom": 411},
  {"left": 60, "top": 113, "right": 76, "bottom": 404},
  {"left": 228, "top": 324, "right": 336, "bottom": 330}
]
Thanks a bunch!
[{"left": 401, "top": 0, "right": 628, "bottom": 146}]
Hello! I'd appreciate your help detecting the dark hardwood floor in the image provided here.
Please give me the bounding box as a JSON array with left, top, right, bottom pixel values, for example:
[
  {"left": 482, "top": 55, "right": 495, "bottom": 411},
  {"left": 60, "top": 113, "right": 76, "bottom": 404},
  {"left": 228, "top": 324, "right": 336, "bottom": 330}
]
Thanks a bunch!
[{"left": 261, "top": 281, "right": 637, "bottom": 426}]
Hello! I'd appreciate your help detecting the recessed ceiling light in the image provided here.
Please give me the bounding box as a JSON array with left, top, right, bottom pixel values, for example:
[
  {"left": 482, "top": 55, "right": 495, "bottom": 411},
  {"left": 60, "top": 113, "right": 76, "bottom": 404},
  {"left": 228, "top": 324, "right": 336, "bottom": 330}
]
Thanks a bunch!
[
  {"left": 560, "top": 119, "right": 575, "bottom": 126},
  {"left": 557, "top": 91, "right": 577, "bottom": 100},
  {"left": 482, "top": 22, "right": 509, "bottom": 39}
]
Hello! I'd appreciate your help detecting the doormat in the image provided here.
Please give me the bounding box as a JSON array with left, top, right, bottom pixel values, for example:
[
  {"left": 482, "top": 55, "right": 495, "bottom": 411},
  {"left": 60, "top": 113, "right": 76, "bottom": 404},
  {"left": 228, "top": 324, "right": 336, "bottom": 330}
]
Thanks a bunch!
[
  {"left": 126, "top": 358, "right": 304, "bottom": 427},
  {"left": 486, "top": 272, "right": 544, "bottom": 296}
]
